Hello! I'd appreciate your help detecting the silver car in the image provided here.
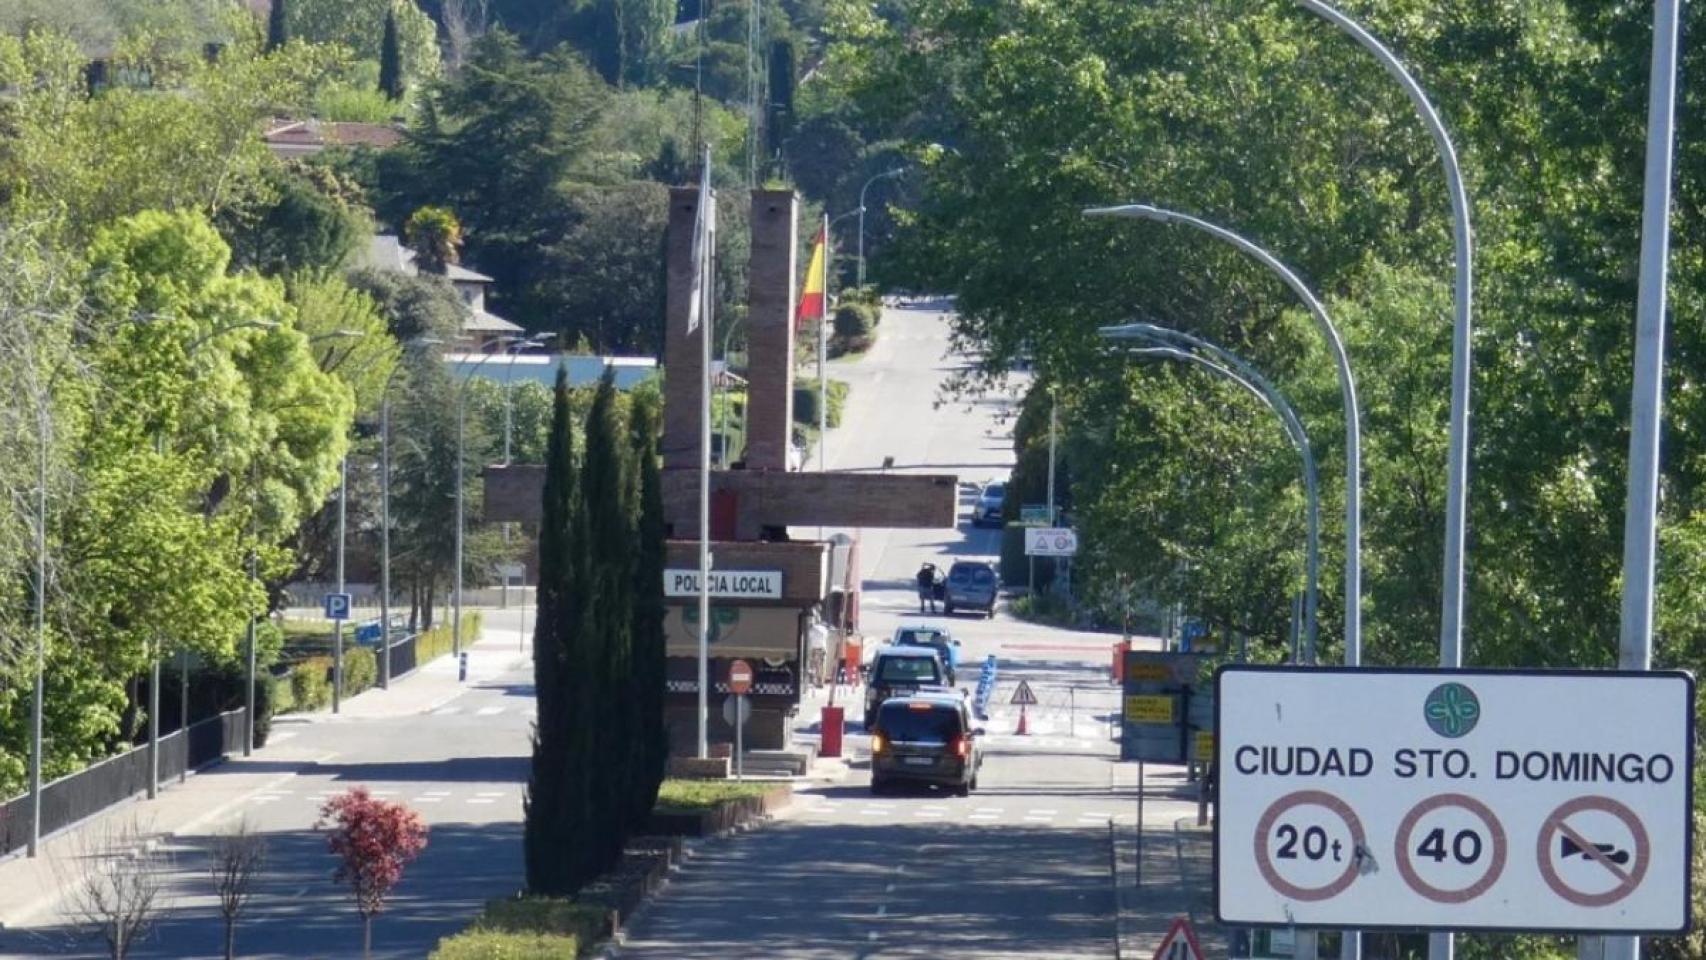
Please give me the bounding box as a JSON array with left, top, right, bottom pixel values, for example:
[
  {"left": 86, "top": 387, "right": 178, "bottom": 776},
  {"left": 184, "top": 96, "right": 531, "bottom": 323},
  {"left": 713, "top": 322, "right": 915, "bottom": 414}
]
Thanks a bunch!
[
  {"left": 943, "top": 560, "right": 997, "bottom": 618},
  {"left": 972, "top": 482, "right": 1005, "bottom": 527}
]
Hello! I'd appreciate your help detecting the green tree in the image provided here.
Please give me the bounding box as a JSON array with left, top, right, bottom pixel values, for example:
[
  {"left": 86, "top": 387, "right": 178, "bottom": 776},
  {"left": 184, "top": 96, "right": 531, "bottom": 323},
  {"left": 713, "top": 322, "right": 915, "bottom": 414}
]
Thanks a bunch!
[
  {"left": 525, "top": 367, "right": 587, "bottom": 895},
  {"left": 627, "top": 388, "right": 667, "bottom": 825},
  {"left": 403, "top": 206, "right": 462, "bottom": 275},
  {"left": 580, "top": 372, "right": 634, "bottom": 866},
  {"left": 223, "top": 162, "right": 374, "bottom": 277},
  {"left": 379, "top": 6, "right": 404, "bottom": 101},
  {"left": 345, "top": 267, "right": 468, "bottom": 344},
  {"left": 287, "top": 0, "right": 441, "bottom": 91}
]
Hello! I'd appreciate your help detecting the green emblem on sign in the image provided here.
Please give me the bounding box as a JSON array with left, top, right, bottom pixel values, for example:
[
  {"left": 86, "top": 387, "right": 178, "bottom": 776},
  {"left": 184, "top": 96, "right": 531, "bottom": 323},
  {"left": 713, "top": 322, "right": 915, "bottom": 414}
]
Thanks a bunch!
[{"left": 1423, "top": 682, "right": 1480, "bottom": 738}]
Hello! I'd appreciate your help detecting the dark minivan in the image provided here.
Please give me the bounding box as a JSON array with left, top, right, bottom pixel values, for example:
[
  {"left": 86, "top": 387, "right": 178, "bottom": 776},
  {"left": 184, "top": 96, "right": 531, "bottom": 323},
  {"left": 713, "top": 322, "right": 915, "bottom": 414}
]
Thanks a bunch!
[
  {"left": 864, "top": 646, "right": 946, "bottom": 729},
  {"left": 870, "top": 694, "right": 984, "bottom": 795}
]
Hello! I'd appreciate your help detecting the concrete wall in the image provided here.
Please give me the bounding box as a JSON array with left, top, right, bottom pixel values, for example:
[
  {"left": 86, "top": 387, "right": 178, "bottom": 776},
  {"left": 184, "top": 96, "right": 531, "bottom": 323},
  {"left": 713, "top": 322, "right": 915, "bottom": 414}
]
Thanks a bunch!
[{"left": 745, "top": 190, "right": 798, "bottom": 470}]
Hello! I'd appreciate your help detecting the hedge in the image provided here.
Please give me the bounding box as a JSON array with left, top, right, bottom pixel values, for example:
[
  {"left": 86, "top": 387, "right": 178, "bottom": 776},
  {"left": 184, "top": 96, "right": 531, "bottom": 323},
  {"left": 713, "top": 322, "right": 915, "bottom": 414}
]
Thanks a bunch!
[
  {"left": 429, "top": 930, "right": 576, "bottom": 959},
  {"left": 428, "top": 896, "right": 605, "bottom": 959},
  {"left": 417, "top": 611, "right": 484, "bottom": 664},
  {"left": 793, "top": 380, "right": 849, "bottom": 429}
]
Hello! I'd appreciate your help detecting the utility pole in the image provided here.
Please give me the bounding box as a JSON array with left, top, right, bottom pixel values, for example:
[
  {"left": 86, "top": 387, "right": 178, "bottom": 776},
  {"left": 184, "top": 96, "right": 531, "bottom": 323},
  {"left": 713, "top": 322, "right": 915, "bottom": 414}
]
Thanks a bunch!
[{"left": 333, "top": 455, "right": 347, "bottom": 713}]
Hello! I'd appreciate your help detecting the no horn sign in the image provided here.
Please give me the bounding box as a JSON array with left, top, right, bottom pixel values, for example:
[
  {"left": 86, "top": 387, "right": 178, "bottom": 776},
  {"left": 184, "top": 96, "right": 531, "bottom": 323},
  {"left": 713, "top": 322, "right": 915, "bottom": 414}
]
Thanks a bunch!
[{"left": 1215, "top": 666, "right": 1695, "bottom": 934}]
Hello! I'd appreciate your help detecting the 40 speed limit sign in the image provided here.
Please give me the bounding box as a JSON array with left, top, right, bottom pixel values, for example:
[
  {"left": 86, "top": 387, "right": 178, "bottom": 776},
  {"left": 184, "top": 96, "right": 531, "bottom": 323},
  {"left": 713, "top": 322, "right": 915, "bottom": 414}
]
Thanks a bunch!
[{"left": 1216, "top": 666, "right": 1695, "bottom": 934}]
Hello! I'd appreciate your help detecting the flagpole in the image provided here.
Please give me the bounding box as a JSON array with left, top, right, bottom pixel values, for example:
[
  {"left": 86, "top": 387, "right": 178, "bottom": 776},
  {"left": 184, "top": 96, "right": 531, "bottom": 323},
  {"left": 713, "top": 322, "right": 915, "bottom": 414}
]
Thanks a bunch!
[
  {"left": 695, "top": 149, "right": 715, "bottom": 761},
  {"left": 818, "top": 213, "right": 829, "bottom": 474}
]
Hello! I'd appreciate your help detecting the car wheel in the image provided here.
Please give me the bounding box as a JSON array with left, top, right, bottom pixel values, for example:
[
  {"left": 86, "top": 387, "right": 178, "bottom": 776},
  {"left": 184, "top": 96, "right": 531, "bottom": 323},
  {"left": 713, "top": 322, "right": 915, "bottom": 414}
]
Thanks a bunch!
[
  {"left": 944, "top": 604, "right": 955, "bottom": 616},
  {"left": 871, "top": 777, "right": 887, "bottom": 796},
  {"left": 954, "top": 781, "right": 972, "bottom": 798}
]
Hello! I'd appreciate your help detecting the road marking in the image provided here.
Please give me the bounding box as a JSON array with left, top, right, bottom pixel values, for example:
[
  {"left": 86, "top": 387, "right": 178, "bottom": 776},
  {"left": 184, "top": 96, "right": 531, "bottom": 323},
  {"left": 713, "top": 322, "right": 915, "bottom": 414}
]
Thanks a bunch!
[
  {"left": 975, "top": 807, "right": 1002, "bottom": 814},
  {"left": 424, "top": 790, "right": 452, "bottom": 796},
  {"left": 415, "top": 796, "right": 444, "bottom": 804},
  {"left": 877, "top": 905, "right": 887, "bottom": 918},
  {"left": 431, "top": 707, "right": 461, "bottom": 716},
  {"left": 476, "top": 706, "right": 504, "bottom": 716},
  {"left": 467, "top": 798, "right": 496, "bottom": 804},
  {"left": 969, "top": 812, "right": 999, "bottom": 821},
  {"left": 475, "top": 791, "right": 507, "bottom": 797}
]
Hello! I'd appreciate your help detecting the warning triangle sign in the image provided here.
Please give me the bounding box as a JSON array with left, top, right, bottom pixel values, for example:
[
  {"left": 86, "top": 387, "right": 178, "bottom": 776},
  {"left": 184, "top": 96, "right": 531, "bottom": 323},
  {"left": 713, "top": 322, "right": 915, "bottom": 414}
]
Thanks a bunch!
[
  {"left": 1151, "top": 916, "right": 1205, "bottom": 960},
  {"left": 1010, "top": 679, "right": 1038, "bottom": 706}
]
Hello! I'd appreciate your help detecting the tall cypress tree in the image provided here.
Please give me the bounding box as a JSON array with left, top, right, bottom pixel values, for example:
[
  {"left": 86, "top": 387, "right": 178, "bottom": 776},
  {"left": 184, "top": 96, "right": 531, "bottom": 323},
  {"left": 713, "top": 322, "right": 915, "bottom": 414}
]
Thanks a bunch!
[
  {"left": 266, "top": 0, "right": 288, "bottom": 51},
  {"left": 579, "top": 372, "right": 634, "bottom": 870},
  {"left": 524, "top": 367, "right": 582, "bottom": 895},
  {"left": 379, "top": 8, "right": 404, "bottom": 101},
  {"left": 628, "top": 390, "right": 668, "bottom": 822}
]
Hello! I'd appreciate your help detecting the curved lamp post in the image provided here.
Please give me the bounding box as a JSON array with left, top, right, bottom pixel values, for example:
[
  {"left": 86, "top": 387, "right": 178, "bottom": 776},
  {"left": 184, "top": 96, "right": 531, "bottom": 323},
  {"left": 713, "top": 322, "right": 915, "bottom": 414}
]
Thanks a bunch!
[
  {"left": 1104, "top": 327, "right": 1319, "bottom": 665},
  {"left": 1295, "top": 1, "right": 1473, "bottom": 685},
  {"left": 1084, "top": 204, "right": 1362, "bottom": 667},
  {"left": 857, "top": 168, "right": 905, "bottom": 288},
  {"left": 451, "top": 338, "right": 526, "bottom": 658}
]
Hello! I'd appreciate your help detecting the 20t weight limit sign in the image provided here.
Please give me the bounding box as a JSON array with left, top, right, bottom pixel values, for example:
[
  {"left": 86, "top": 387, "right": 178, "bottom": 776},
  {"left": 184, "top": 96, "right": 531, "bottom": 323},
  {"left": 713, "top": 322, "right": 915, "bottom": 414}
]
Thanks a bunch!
[{"left": 1217, "top": 667, "right": 1694, "bottom": 934}]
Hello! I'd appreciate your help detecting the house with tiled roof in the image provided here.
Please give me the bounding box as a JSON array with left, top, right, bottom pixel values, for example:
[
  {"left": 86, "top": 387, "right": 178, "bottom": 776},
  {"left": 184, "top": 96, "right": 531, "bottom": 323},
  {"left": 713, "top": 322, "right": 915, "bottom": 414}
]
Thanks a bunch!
[
  {"left": 362, "top": 235, "right": 526, "bottom": 350},
  {"left": 263, "top": 119, "right": 406, "bottom": 159}
]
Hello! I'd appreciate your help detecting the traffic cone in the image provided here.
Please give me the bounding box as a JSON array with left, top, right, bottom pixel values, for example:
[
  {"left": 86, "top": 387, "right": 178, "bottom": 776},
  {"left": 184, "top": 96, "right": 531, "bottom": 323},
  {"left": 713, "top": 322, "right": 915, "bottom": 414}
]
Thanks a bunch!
[{"left": 1015, "top": 704, "right": 1029, "bottom": 736}]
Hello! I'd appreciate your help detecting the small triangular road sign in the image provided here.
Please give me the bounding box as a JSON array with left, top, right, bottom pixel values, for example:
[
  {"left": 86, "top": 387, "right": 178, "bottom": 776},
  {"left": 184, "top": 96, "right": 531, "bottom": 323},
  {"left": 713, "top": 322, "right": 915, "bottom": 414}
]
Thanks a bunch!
[
  {"left": 1010, "top": 679, "right": 1038, "bottom": 706},
  {"left": 1152, "top": 916, "right": 1205, "bottom": 960}
]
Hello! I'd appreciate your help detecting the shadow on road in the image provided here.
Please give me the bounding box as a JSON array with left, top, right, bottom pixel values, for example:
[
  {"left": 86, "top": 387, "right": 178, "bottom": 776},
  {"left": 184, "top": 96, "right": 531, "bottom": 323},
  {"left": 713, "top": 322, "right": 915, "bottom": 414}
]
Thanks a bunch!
[{"left": 0, "top": 820, "right": 524, "bottom": 959}]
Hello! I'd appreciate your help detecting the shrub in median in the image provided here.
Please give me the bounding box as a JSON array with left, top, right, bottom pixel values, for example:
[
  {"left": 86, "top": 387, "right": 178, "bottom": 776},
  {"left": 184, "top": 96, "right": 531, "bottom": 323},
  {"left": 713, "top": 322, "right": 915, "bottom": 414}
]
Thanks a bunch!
[
  {"left": 416, "top": 611, "right": 484, "bottom": 665},
  {"left": 428, "top": 895, "right": 605, "bottom": 959},
  {"left": 430, "top": 930, "right": 575, "bottom": 959}
]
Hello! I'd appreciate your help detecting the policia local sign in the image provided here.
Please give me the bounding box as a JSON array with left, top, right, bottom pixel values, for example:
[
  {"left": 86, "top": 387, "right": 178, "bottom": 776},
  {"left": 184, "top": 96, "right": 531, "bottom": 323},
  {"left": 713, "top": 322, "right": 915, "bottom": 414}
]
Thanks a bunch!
[
  {"left": 663, "top": 569, "right": 783, "bottom": 599},
  {"left": 1216, "top": 666, "right": 1694, "bottom": 934}
]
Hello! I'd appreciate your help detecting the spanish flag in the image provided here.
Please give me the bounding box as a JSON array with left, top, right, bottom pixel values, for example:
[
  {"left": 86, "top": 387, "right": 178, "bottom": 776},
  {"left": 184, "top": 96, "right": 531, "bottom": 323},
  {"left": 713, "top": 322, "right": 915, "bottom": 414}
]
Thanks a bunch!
[{"left": 796, "top": 225, "right": 827, "bottom": 329}]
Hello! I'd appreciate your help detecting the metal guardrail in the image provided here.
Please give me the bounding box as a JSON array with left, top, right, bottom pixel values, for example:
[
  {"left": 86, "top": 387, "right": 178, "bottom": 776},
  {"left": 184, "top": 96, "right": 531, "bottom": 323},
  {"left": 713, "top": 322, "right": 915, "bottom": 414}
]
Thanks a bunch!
[{"left": 0, "top": 708, "right": 246, "bottom": 859}]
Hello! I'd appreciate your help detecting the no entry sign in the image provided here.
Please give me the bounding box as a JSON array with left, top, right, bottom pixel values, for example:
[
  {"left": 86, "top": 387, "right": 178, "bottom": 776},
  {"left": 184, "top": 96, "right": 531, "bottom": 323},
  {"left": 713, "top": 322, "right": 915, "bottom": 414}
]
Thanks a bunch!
[
  {"left": 1216, "top": 666, "right": 1694, "bottom": 934},
  {"left": 727, "top": 659, "right": 754, "bottom": 696}
]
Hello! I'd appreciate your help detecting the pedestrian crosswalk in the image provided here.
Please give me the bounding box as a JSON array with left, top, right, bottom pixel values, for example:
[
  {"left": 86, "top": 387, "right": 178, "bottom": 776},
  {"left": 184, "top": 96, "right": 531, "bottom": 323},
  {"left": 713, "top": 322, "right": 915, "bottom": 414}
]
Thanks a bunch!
[
  {"left": 796, "top": 794, "right": 1131, "bottom": 827},
  {"left": 248, "top": 784, "right": 514, "bottom": 809}
]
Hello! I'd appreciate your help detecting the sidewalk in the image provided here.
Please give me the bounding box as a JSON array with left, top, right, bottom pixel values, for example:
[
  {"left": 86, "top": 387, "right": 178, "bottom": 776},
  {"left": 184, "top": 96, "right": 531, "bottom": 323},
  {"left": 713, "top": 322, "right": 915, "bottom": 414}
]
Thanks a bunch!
[
  {"left": 0, "top": 617, "right": 529, "bottom": 931},
  {"left": 1114, "top": 777, "right": 1226, "bottom": 957}
]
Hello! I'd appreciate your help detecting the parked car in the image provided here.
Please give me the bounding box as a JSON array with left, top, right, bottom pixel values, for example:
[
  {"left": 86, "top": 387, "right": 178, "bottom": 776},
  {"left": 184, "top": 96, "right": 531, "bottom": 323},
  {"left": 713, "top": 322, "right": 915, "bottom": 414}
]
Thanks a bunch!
[
  {"left": 870, "top": 693, "right": 984, "bottom": 796},
  {"left": 864, "top": 646, "right": 947, "bottom": 730},
  {"left": 943, "top": 560, "right": 998, "bottom": 618},
  {"left": 972, "top": 482, "right": 1006, "bottom": 527},
  {"left": 891, "top": 625, "right": 961, "bottom": 685}
]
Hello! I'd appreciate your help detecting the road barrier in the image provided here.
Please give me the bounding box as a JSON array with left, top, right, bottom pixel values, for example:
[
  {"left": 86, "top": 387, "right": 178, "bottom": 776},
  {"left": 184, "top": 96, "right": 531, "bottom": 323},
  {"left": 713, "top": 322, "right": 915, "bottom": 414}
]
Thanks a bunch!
[{"left": 0, "top": 708, "right": 247, "bottom": 859}]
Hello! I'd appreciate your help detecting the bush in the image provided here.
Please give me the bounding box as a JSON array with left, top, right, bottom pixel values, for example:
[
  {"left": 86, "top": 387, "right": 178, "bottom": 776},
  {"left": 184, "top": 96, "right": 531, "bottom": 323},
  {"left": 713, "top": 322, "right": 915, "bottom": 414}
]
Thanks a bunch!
[
  {"left": 793, "top": 380, "right": 850, "bottom": 429},
  {"left": 290, "top": 656, "right": 333, "bottom": 712},
  {"left": 428, "top": 895, "right": 606, "bottom": 959},
  {"left": 429, "top": 930, "right": 576, "bottom": 959},
  {"left": 253, "top": 672, "right": 281, "bottom": 746},
  {"left": 416, "top": 611, "right": 484, "bottom": 665},
  {"left": 343, "top": 646, "right": 378, "bottom": 698},
  {"left": 832, "top": 300, "right": 875, "bottom": 340}
]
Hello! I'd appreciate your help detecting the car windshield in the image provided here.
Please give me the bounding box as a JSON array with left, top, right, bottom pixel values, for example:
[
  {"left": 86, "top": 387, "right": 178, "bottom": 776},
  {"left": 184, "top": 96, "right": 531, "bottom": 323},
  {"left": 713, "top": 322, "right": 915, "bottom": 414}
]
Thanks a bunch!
[
  {"left": 897, "top": 629, "right": 944, "bottom": 646},
  {"left": 878, "top": 702, "right": 963, "bottom": 743},
  {"left": 983, "top": 485, "right": 1005, "bottom": 499},
  {"left": 876, "top": 656, "right": 941, "bottom": 685}
]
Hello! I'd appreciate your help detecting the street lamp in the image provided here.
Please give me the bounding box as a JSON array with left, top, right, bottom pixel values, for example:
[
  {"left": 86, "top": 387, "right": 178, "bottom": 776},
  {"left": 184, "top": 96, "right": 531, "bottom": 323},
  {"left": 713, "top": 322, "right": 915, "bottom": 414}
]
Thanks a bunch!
[
  {"left": 499, "top": 333, "right": 554, "bottom": 613},
  {"left": 857, "top": 168, "right": 905, "bottom": 289},
  {"left": 1103, "top": 326, "right": 1320, "bottom": 665},
  {"left": 309, "top": 328, "right": 367, "bottom": 715},
  {"left": 452, "top": 337, "right": 525, "bottom": 658},
  {"left": 1083, "top": 204, "right": 1363, "bottom": 670}
]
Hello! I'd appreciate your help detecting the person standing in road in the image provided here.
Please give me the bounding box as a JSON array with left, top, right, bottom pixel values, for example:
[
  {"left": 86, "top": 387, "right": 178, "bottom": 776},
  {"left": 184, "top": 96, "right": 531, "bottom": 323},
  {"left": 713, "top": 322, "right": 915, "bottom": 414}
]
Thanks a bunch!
[{"left": 916, "top": 563, "right": 938, "bottom": 614}]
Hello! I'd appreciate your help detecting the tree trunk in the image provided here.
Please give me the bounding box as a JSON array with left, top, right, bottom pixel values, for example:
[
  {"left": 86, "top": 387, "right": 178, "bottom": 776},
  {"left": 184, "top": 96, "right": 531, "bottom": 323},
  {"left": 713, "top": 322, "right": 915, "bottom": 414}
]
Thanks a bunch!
[
  {"left": 362, "top": 914, "right": 372, "bottom": 959},
  {"left": 224, "top": 917, "right": 235, "bottom": 960}
]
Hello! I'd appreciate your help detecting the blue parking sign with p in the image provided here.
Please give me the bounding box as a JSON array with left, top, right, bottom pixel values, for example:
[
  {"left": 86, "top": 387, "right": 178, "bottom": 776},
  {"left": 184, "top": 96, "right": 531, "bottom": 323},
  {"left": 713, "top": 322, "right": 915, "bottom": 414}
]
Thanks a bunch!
[{"left": 324, "top": 592, "right": 352, "bottom": 621}]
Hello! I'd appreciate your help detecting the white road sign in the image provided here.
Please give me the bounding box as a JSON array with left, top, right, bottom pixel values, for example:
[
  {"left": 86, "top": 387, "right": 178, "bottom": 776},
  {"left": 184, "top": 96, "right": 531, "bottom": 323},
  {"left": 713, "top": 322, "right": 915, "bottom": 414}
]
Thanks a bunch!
[
  {"left": 664, "top": 568, "right": 783, "bottom": 599},
  {"left": 1216, "top": 666, "right": 1694, "bottom": 934},
  {"left": 1024, "top": 527, "right": 1078, "bottom": 557}
]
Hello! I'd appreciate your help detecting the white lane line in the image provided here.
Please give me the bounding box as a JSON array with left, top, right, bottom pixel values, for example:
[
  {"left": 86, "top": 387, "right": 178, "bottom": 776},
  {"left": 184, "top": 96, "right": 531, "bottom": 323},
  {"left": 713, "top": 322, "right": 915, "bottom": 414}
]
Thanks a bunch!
[
  {"left": 423, "top": 790, "right": 453, "bottom": 796},
  {"left": 467, "top": 798, "right": 496, "bottom": 804},
  {"left": 968, "top": 813, "right": 999, "bottom": 821},
  {"left": 474, "top": 791, "right": 507, "bottom": 797},
  {"left": 369, "top": 790, "right": 398, "bottom": 797},
  {"left": 476, "top": 706, "right": 504, "bottom": 716},
  {"left": 414, "top": 797, "right": 444, "bottom": 804},
  {"left": 974, "top": 807, "right": 1002, "bottom": 814},
  {"left": 915, "top": 810, "right": 946, "bottom": 819},
  {"left": 431, "top": 707, "right": 461, "bottom": 716}
]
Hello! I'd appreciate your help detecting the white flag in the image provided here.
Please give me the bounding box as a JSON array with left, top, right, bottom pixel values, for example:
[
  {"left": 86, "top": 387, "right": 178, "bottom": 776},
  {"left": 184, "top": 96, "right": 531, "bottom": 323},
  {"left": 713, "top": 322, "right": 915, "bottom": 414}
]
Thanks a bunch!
[{"left": 685, "top": 147, "right": 713, "bottom": 335}]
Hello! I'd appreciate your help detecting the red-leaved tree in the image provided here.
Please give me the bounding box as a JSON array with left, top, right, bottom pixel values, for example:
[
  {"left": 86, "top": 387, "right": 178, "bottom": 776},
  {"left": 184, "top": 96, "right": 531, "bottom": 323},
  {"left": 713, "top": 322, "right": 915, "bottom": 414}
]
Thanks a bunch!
[{"left": 315, "top": 787, "right": 430, "bottom": 958}]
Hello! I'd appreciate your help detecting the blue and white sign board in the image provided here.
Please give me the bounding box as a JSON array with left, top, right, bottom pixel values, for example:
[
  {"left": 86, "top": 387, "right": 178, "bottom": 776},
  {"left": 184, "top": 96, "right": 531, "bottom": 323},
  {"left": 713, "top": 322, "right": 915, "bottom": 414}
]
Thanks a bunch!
[
  {"left": 1216, "top": 666, "right": 1695, "bottom": 935},
  {"left": 354, "top": 620, "right": 383, "bottom": 646},
  {"left": 323, "top": 592, "right": 352, "bottom": 621},
  {"left": 972, "top": 655, "right": 999, "bottom": 720},
  {"left": 1024, "top": 527, "right": 1078, "bottom": 557}
]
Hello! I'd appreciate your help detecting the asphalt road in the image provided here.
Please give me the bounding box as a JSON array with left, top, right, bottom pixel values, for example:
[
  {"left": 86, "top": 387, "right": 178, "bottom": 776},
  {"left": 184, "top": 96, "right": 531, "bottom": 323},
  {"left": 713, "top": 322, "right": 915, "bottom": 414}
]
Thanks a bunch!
[
  {"left": 1, "top": 300, "right": 1198, "bottom": 959},
  {"left": 0, "top": 612, "right": 540, "bottom": 960},
  {"left": 617, "top": 300, "right": 1199, "bottom": 959}
]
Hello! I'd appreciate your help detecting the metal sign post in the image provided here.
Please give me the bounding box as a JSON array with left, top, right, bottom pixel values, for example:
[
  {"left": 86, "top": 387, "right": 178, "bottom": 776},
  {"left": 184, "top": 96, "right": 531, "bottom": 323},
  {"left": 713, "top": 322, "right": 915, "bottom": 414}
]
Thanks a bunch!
[{"left": 729, "top": 660, "right": 753, "bottom": 780}]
